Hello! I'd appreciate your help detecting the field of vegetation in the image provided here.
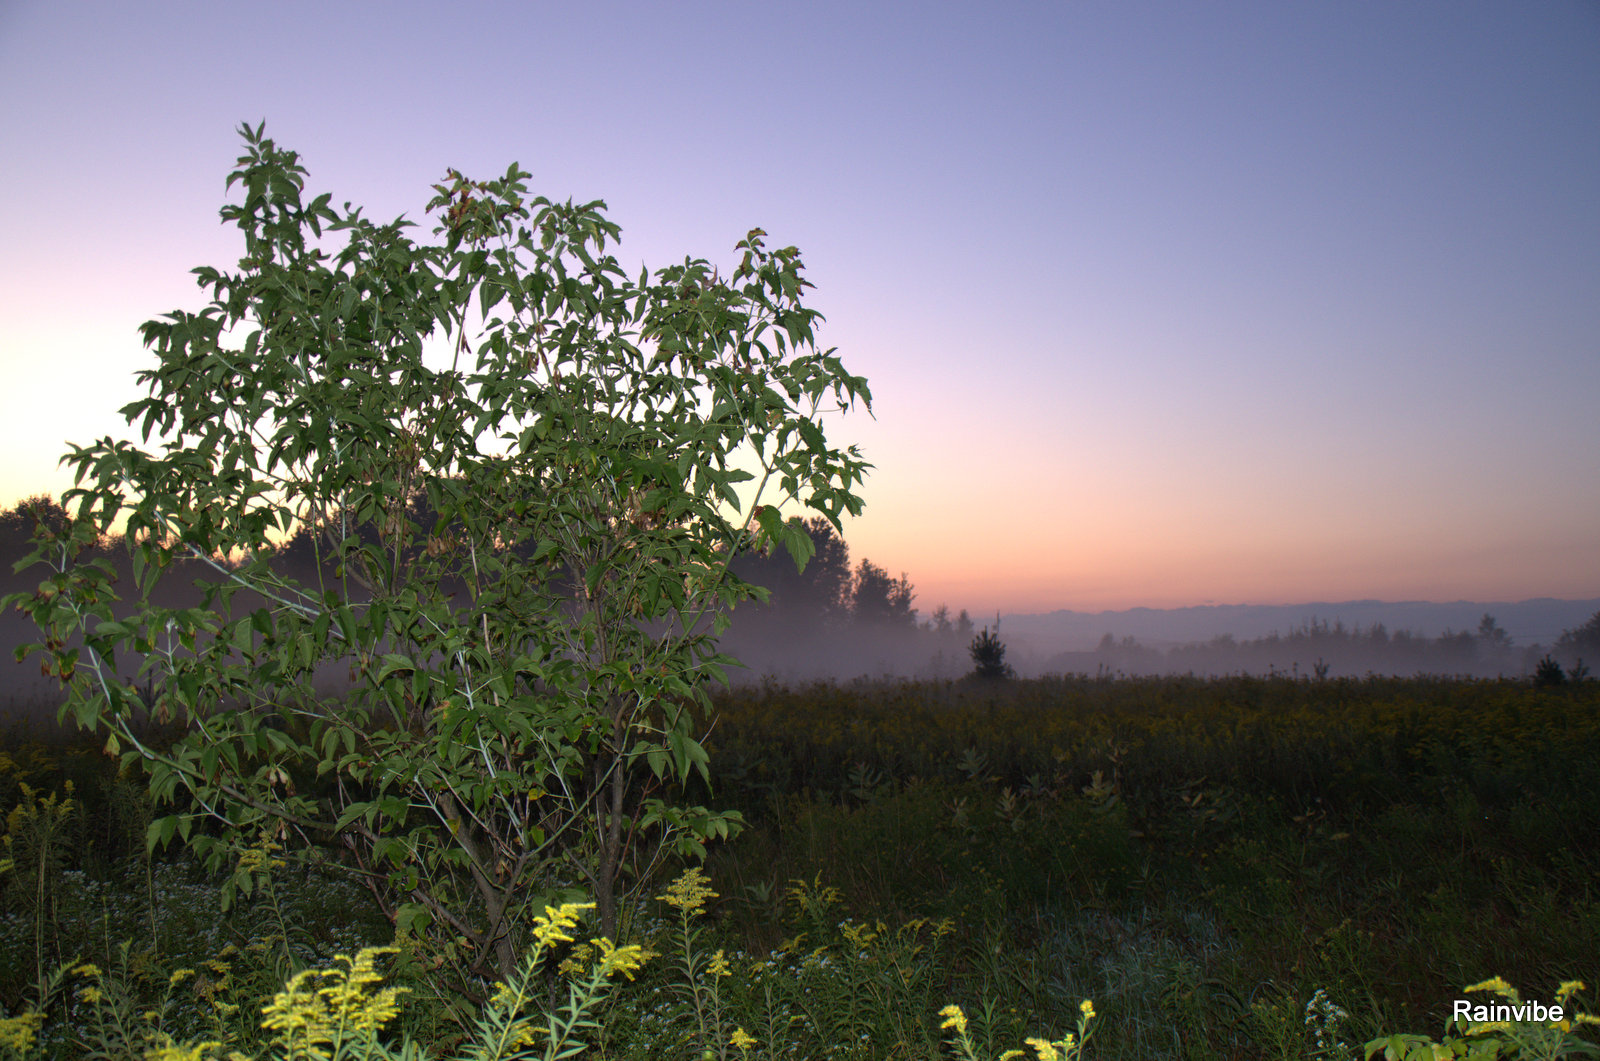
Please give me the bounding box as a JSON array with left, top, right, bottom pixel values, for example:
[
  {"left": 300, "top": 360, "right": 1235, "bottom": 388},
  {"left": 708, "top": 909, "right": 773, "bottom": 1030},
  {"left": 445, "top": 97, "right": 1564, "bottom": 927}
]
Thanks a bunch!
[{"left": 3, "top": 674, "right": 1597, "bottom": 1060}]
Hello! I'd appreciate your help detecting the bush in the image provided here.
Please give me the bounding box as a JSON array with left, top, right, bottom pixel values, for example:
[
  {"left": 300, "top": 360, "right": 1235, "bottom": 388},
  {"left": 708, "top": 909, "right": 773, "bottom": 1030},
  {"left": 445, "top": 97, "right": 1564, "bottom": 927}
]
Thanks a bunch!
[
  {"left": 4, "top": 123, "right": 870, "bottom": 975},
  {"left": 970, "top": 626, "right": 1012, "bottom": 680}
]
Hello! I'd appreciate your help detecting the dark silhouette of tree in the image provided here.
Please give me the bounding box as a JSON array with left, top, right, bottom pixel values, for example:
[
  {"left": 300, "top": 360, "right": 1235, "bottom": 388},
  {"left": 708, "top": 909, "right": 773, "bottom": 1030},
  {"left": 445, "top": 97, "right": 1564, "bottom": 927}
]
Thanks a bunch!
[
  {"left": 954, "top": 608, "right": 974, "bottom": 637},
  {"left": 1535, "top": 655, "right": 1567, "bottom": 688},
  {"left": 1557, "top": 611, "right": 1600, "bottom": 658},
  {"left": 1477, "top": 613, "right": 1512, "bottom": 651},
  {"left": 728, "top": 517, "right": 852, "bottom": 626},
  {"left": 0, "top": 496, "right": 73, "bottom": 556},
  {"left": 850, "top": 558, "right": 916, "bottom": 627},
  {"left": 970, "top": 621, "right": 1011, "bottom": 679}
]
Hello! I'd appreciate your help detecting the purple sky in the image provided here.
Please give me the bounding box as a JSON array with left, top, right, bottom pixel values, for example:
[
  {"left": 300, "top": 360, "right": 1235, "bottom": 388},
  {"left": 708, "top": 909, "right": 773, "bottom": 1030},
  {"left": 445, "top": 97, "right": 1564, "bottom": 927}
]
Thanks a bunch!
[{"left": 2, "top": 1, "right": 1596, "bottom": 614}]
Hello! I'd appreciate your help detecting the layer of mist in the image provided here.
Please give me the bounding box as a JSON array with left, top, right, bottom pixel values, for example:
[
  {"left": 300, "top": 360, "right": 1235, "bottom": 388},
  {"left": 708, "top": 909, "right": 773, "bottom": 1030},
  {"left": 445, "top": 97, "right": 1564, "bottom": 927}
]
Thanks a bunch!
[{"left": 3, "top": 498, "right": 1597, "bottom": 733}]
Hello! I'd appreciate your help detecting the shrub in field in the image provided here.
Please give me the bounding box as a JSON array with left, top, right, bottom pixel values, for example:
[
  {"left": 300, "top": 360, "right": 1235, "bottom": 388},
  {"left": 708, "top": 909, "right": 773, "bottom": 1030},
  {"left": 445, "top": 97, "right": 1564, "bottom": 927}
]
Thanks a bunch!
[
  {"left": 1535, "top": 655, "right": 1568, "bottom": 688},
  {"left": 4, "top": 123, "right": 870, "bottom": 974},
  {"left": 970, "top": 625, "right": 1012, "bottom": 681}
]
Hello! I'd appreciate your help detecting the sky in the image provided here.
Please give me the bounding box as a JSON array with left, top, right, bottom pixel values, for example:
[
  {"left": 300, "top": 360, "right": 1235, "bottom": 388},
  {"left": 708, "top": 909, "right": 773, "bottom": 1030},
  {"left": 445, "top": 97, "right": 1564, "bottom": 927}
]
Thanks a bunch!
[{"left": 1, "top": 1, "right": 1597, "bottom": 616}]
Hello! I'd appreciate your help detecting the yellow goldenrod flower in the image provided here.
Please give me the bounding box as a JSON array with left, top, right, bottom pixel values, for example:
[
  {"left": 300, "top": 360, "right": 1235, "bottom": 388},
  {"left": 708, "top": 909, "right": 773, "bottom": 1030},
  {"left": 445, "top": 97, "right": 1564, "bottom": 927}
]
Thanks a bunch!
[
  {"left": 999, "top": 1052, "right": 1025, "bottom": 1061},
  {"left": 0, "top": 1013, "right": 42, "bottom": 1053},
  {"left": 1080, "top": 998, "right": 1096, "bottom": 1020},
  {"left": 260, "top": 947, "right": 408, "bottom": 1046},
  {"left": 657, "top": 866, "right": 717, "bottom": 914},
  {"left": 939, "top": 1004, "right": 968, "bottom": 1034},
  {"left": 1557, "top": 981, "right": 1587, "bottom": 1003},
  {"left": 707, "top": 949, "right": 732, "bottom": 978},
  {"left": 74, "top": 963, "right": 103, "bottom": 979},
  {"left": 144, "top": 1035, "right": 224, "bottom": 1061},
  {"left": 1024, "top": 1037, "right": 1062, "bottom": 1061},
  {"left": 590, "top": 937, "right": 651, "bottom": 981},
  {"left": 169, "top": 968, "right": 195, "bottom": 987},
  {"left": 558, "top": 942, "right": 595, "bottom": 979},
  {"left": 531, "top": 903, "right": 592, "bottom": 948},
  {"left": 315, "top": 949, "right": 403, "bottom": 1033},
  {"left": 490, "top": 980, "right": 524, "bottom": 1009},
  {"left": 730, "top": 1027, "right": 757, "bottom": 1051},
  {"left": 1463, "top": 977, "right": 1516, "bottom": 999},
  {"left": 77, "top": 985, "right": 103, "bottom": 1004}
]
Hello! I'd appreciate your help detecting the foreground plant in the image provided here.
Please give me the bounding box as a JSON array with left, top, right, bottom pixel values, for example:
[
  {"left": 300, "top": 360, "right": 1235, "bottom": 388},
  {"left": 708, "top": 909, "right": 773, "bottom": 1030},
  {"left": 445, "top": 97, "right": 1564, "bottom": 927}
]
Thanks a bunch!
[
  {"left": 43, "top": 902, "right": 646, "bottom": 1060},
  {"left": 7, "top": 122, "right": 870, "bottom": 975},
  {"left": 939, "top": 997, "right": 1096, "bottom": 1061},
  {"left": 1367, "top": 978, "right": 1600, "bottom": 1060}
]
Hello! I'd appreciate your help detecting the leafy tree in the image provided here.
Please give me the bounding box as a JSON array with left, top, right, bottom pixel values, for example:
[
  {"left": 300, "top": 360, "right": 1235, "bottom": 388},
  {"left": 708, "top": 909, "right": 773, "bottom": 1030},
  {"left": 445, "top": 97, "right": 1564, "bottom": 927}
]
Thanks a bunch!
[{"left": 5, "top": 125, "right": 869, "bottom": 974}]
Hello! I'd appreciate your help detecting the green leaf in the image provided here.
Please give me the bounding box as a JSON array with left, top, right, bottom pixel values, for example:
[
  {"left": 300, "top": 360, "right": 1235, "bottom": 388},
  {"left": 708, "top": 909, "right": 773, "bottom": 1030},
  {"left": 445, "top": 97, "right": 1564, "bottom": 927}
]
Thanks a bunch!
[
  {"left": 394, "top": 902, "right": 433, "bottom": 936},
  {"left": 146, "top": 815, "right": 180, "bottom": 855}
]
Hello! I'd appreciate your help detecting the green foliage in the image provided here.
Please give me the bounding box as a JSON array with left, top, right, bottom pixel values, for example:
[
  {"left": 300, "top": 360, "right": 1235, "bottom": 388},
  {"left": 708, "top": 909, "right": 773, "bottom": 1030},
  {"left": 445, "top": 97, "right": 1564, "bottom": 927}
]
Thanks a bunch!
[
  {"left": 3, "top": 123, "right": 869, "bottom": 973},
  {"left": 1, "top": 780, "right": 77, "bottom": 992}
]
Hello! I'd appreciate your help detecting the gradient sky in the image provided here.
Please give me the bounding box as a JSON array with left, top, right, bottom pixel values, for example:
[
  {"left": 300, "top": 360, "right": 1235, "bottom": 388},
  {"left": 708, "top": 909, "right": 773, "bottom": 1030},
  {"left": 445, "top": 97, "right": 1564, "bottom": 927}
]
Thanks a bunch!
[{"left": 2, "top": 1, "right": 1596, "bottom": 615}]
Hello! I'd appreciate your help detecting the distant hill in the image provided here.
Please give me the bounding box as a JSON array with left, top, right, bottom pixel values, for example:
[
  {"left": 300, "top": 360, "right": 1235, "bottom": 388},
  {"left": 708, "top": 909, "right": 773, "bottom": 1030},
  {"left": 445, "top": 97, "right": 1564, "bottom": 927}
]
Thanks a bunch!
[{"left": 1000, "top": 598, "right": 1600, "bottom": 655}]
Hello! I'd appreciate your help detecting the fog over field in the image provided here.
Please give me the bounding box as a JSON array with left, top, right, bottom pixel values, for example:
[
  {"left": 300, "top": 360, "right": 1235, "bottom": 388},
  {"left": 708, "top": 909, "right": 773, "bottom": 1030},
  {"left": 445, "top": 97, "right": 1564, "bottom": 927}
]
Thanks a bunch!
[
  {"left": 4, "top": 501, "right": 1597, "bottom": 729},
  {"left": 721, "top": 597, "right": 1600, "bottom": 684}
]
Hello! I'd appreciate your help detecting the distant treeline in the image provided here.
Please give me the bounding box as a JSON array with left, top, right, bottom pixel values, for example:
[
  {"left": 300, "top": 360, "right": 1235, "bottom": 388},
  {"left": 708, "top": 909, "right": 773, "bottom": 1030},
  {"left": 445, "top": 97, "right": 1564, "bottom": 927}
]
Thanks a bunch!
[
  {"left": 1036, "top": 612, "right": 1600, "bottom": 681},
  {"left": 721, "top": 517, "right": 983, "bottom": 680},
  {"left": 4, "top": 496, "right": 1595, "bottom": 687}
]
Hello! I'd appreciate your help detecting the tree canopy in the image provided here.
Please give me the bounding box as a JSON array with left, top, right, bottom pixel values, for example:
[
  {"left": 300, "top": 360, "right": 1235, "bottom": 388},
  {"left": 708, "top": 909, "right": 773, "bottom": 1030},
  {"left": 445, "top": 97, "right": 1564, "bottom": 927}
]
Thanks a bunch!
[{"left": 5, "top": 124, "right": 870, "bottom": 973}]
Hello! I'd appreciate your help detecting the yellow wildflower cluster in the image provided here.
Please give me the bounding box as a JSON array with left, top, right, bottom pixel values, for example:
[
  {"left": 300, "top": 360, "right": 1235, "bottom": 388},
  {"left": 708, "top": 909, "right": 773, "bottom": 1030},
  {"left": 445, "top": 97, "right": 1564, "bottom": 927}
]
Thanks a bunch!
[
  {"left": 530, "top": 902, "right": 593, "bottom": 948},
  {"left": 590, "top": 937, "right": 652, "bottom": 981},
  {"left": 785, "top": 874, "right": 842, "bottom": 919},
  {"left": 557, "top": 941, "right": 595, "bottom": 978},
  {"left": 839, "top": 919, "right": 885, "bottom": 950},
  {"left": 141, "top": 1032, "right": 226, "bottom": 1061},
  {"left": 943, "top": 999, "right": 1096, "bottom": 1061},
  {"left": 939, "top": 1004, "right": 968, "bottom": 1036},
  {"left": 259, "top": 946, "right": 408, "bottom": 1053},
  {"left": 0, "top": 1012, "right": 43, "bottom": 1053},
  {"left": 657, "top": 866, "right": 717, "bottom": 914}
]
